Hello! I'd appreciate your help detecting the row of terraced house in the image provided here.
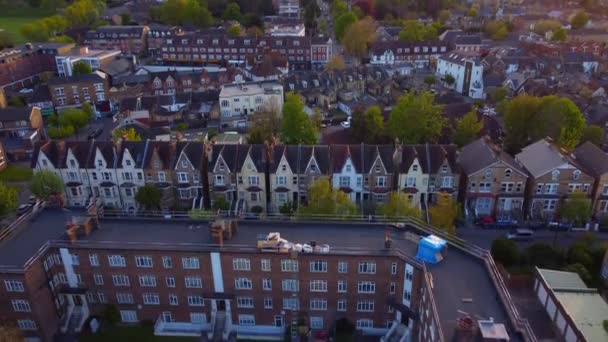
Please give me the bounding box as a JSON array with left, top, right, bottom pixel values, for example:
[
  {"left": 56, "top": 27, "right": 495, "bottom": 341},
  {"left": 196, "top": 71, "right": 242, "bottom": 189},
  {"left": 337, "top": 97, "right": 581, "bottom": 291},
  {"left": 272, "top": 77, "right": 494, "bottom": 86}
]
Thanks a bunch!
[{"left": 31, "top": 137, "right": 608, "bottom": 222}]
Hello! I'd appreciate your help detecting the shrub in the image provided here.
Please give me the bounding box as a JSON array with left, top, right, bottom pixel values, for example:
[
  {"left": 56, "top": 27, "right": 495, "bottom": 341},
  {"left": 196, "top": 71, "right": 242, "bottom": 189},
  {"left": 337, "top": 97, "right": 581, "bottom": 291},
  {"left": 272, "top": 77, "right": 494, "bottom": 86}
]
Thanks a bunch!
[
  {"left": 213, "top": 197, "right": 230, "bottom": 211},
  {"left": 251, "top": 205, "right": 264, "bottom": 214},
  {"left": 524, "top": 243, "right": 564, "bottom": 269},
  {"left": 491, "top": 238, "right": 519, "bottom": 267},
  {"left": 279, "top": 201, "right": 294, "bottom": 215}
]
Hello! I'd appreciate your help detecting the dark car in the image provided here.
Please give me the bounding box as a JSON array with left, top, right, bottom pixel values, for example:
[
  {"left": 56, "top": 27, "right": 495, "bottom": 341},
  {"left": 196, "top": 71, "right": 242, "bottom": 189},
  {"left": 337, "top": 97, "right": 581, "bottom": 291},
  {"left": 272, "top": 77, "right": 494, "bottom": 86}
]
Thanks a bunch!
[
  {"left": 16, "top": 204, "right": 32, "bottom": 217},
  {"left": 87, "top": 128, "right": 103, "bottom": 140}
]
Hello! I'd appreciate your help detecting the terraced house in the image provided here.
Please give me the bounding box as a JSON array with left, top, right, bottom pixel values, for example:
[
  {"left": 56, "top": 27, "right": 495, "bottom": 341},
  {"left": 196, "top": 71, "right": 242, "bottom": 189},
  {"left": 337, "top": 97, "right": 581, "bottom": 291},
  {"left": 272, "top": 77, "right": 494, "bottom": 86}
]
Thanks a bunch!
[
  {"left": 174, "top": 142, "right": 205, "bottom": 208},
  {"left": 236, "top": 145, "right": 268, "bottom": 212}
]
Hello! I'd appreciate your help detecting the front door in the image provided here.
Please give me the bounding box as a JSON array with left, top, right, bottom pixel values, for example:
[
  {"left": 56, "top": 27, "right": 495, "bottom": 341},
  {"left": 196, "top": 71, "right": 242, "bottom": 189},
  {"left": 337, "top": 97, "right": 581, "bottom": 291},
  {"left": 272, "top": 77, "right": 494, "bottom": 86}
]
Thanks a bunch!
[
  {"left": 73, "top": 295, "right": 83, "bottom": 306},
  {"left": 274, "top": 315, "right": 283, "bottom": 327},
  {"left": 217, "top": 300, "right": 226, "bottom": 311}
]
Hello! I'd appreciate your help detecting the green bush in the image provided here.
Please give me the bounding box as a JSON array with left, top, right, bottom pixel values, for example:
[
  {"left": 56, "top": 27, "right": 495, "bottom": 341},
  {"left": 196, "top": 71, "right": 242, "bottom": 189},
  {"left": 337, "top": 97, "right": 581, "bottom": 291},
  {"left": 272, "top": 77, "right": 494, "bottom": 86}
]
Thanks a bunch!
[
  {"left": 279, "top": 201, "right": 294, "bottom": 215},
  {"left": 48, "top": 125, "right": 74, "bottom": 139},
  {"left": 524, "top": 243, "right": 564, "bottom": 269},
  {"left": 251, "top": 205, "right": 263, "bottom": 214},
  {"left": 491, "top": 237, "right": 519, "bottom": 267},
  {"left": 213, "top": 197, "right": 230, "bottom": 211}
]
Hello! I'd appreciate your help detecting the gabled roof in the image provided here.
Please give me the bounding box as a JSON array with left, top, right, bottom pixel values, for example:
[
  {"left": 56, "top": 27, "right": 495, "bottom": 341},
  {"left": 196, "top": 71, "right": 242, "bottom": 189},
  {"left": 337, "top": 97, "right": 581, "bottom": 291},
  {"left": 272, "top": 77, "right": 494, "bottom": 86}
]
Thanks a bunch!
[
  {"left": 143, "top": 141, "right": 175, "bottom": 169},
  {"left": 413, "top": 144, "right": 458, "bottom": 174},
  {"left": 270, "top": 145, "right": 300, "bottom": 173},
  {"left": 31, "top": 141, "right": 60, "bottom": 168},
  {"left": 89, "top": 141, "right": 117, "bottom": 168},
  {"left": 459, "top": 138, "right": 527, "bottom": 176},
  {"left": 61, "top": 141, "right": 94, "bottom": 169},
  {"left": 210, "top": 144, "right": 239, "bottom": 173},
  {"left": 180, "top": 142, "right": 205, "bottom": 169},
  {"left": 236, "top": 144, "right": 266, "bottom": 172},
  {"left": 364, "top": 145, "right": 394, "bottom": 174},
  {"left": 330, "top": 145, "right": 365, "bottom": 173},
  {"left": 398, "top": 145, "right": 420, "bottom": 173},
  {"left": 117, "top": 141, "right": 147, "bottom": 169},
  {"left": 515, "top": 139, "right": 578, "bottom": 178},
  {"left": 572, "top": 141, "right": 608, "bottom": 177}
]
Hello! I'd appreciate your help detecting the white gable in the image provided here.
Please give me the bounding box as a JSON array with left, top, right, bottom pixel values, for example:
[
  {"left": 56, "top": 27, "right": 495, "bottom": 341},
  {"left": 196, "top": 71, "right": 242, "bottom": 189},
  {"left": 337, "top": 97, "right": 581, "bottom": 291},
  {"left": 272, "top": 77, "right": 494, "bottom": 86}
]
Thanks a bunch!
[
  {"left": 277, "top": 155, "right": 292, "bottom": 174},
  {"left": 242, "top": 154, "right": 258, "bottom": 173},
  {"left": 122, "top": 148, "right": 135, "bottom": 168},
  {"left": 214, "top": 154, "right": 230, "bottom": 173},
  {"left": 176, "top": 151, "right": 193, "bottom": 170},
  {"left": 66, "top": 149, "right": 79, "bottom": 169},
  {"left": 94, "top": 148, "right": 107, "bottom": 169}
]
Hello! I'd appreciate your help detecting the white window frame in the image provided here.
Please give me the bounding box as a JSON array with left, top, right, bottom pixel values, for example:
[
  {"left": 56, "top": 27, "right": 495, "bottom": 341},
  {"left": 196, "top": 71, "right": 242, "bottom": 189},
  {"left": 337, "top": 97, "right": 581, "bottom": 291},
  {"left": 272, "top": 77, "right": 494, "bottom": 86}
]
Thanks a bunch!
[
  {"left": 358, "top": 281, "right": 376, "bottom": 294},
  {"left": 310, "top": 260, "right": 327, "bottom": 273},
  {"left": 185, "top": 276, "right": 202, "bottom": 288},
  {"left": 261, "top": 259, "right": 271, "bottom": 271},
  {"left": 139, "top": 275, "right": 157, "bottom": 287},
  {"left": 135, "top": 256, "right": 153, "bottom": 268},
  {"left": 120, "top": 310, "right": 138, "bottom": 322},
  {"left": 310, "top": 298, "right": 328, "bottom": 311},
  {"left": 309, "top": 280, "right": 328, "bottom": 292},
  {"left": 236, "top": 296, "right": 254, "bottom": 308},
  {"left": 4, "top": 280, "right": 25, "bottom": 292},
  {"left": 182, "top": 257, "right": 200, "bottom": 269},
  {"left": 235, "top": 278, "right": 253, "bottom": 290},
  {"left": 108, "top": 255, "right": 126, "bottom": 267},
  {"left": 233, "top": 258, "right": 251, "bottom": 271},
  {"left": 358, "top": 262, "right": 376, "bottom": 274}
]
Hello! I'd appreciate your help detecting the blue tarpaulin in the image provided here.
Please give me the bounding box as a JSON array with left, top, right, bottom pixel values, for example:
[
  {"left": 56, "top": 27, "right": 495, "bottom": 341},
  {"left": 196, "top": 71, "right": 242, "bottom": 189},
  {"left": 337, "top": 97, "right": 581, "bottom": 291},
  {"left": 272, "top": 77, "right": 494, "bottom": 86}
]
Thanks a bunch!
[{"left": 416, "top": 235, "right": 447, "bottom": 264}]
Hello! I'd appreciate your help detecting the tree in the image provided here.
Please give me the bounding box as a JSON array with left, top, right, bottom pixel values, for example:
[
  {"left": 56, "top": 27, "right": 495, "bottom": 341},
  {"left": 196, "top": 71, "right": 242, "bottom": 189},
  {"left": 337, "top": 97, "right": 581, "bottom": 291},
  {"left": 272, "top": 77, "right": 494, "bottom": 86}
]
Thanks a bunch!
[
  {"left": 281, "top": 92, "right": 317, "bottom": 145},
  {"left": 550, "top": 27, "right": 567, "bottom": 42},
  {"left": 222, "top": 2, "right": 242, "bottom": 21},
  {"left": 0, "top": 31, "right": 15, "bottom": 50},
  {"left": 299, "top": 178, "right": 357, "bottom": 217},
  {"left": 533, "top": 19, "right": 561, "bottom": 34},
  {"left": 484, "top": 20, "right": 507, "bottom": 39},
  {"left": 429, "top": 192, "right": 458, "bottom": 235},
  {"left": 443, "top": 74, "right": 455, "bottom": 87},
  {"left": 466, "top": 7, "right": 478, "bottom": 17},
  {"left": 571, "top": 11, "right": 589, "bottom": 29},
  {"left": 175, "top": 123, "right": 187, "bottom": 132},
  {"left": 213, "top": 197, "right": 230, "bottom": 210},
  {"left": 48, "top": 125, "right": 75, "bottom": 139},
  {"left": 377, "top": 193, "right": 421, "bottom": 219},
  {"left": 580, "top": 125, "right": 604, "bottom": 146},
  {"left": 65, "top": 0, "right": 104, "bottom": 28},
  {"left": 524, "top": 243, "right": 564, "bottom": 269},
  {"left": 246, "top": 26, "right": 264, "bottom": 37},
  {"left": 155, "top": 0, "right": 213, "bottom": 28},
  {"left": 227, "top": 24, "right": 241, "bottom": 37},
  {"left": 101, "top": 304, "right": 121, "bottom": 326},
  {"left": 453, "top": 108, "right": 483, "bottom": 147},
  {"left": 248, "top": 107, "right": 281, "bottom": 144},
  {"left": 326, "top": 55, "right": 346, "bottom": 71},
  {"left": 351, "top": 106, "right": 384, "bottom": 143},
  {"left": 539, "top": 96, "right": 586, "bottom": 150},
  {"left": 30, "top": 170, "right": 63, "bottom": 200},
  {"left": 423, "top": 75, "right": 435, "bottom": 87},
  {"left": 438, "top": 9, "right": 451, "bottom": 23},
  {"left": 112, "top": 127, "right": 142, "bottom": 142},
  {"left": 304, "top": 1, "right": 320, "bottom": 29},
  {"left": 59, "top": 108, "right": 92, "bottom": 132},
  {"left": 342, "top": 16, "right": 377, "bottom": 61},
  {"left": 135, "top": 185, "right": 162, "bottom": 210},
  {"left": 560, "top": 192, "right": 592, "bottom": 226},
  {"left": 492, "top": 26, "right": 508, "bottom": 40},
  {"left": 0, "top": 323, "right": 23, "bottom": 342},
  {"left": 49, "top": 35, "right": 75, "bottom": 43},
  {"left": 489, "top": 87, "right": 508, "bottom": 103},
  {"left": 398, "top": 20, "right": 437, "bottom": 41},
  {"left": 331, "top": 0, "right": 348, "bottom": 18},
  {"left": 120, "top": 12, "right": 131, "bottom": 25},
  {"left": 334, "top": 11, "right": 357, "bottom": 42},
  {"left": 72, "top": 61, "right": 92, "bottom": 75},
  {"left": 388, "top": 91, "right": 446, "bottom": 144},
  {"left": 318, "top": 18, "right": 328, "bottom": 35},
  {"left": 491, "top": 237, "right": 519, "bottom": 267},
  {"left": 0, "top": 183, "right": 18, "bottom": 218}
]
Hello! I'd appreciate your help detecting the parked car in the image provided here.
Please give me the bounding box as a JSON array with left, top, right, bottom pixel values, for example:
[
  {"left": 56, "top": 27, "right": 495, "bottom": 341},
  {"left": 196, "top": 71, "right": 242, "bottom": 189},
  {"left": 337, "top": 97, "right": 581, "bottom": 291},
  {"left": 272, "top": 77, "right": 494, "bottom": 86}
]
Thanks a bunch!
[
  {"left": 16, "top": 204, "right": 33, "bottom": 217},
  {"left": 548, "top": 221, "right": 571, "bottom": 231},
  {"left": 87, "top": 128, "right": 103, "bottom": 140},
  {"left": 507, "top": 229, "right": 535, "bottom": 241},
  {"left": 28, "top": 195, "right": 37, "bottom": 205}
]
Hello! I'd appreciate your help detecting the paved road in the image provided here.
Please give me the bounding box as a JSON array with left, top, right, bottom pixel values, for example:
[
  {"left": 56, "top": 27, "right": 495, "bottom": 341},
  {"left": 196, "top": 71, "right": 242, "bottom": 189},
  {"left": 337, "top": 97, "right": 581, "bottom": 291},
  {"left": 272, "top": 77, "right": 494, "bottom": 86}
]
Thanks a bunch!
[{"left": 457, "top": 225, "right": 608, "bottom": 250}]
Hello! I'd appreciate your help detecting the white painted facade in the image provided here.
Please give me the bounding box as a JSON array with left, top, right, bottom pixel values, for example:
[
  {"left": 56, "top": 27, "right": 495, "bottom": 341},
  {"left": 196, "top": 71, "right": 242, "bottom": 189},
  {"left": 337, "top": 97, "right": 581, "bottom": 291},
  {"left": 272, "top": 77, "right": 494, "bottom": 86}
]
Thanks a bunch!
[
  {"left": 116, "top": 148, "right": 145, "bottom": 211},
  {"left": 436, "top": 54, "right": 484, "bottom": 99},
  {"left": 60, "top": 148, "right": 92, "bottom": 207},
  {"left": 237, "top": 154, "right": 267, "bottom": 211},
  {"left": 88, "top": 147, "right": 122, "bottom": 208},
  {"left": 270, "top": 155, "right": 297, "bottom": 212},
  {"left": 219, "top": 82, "right": 284, "bottom": 120},
  {"left": 397, "top": 157, "right": 429, "bottom": 208},
  {"left": 332, "top": 157, "right": 363, "bottom": 203}
]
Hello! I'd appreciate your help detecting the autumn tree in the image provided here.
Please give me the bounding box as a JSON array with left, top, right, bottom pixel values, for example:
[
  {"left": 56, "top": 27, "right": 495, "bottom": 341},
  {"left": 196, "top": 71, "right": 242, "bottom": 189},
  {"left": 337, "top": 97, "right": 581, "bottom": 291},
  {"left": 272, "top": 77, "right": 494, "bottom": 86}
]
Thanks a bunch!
[
  {"left": 227, "top": 24, "right": 242, "bottom": 37},
  {"left": 248, "top": 107, "right": 281, "bottom": 144},
  {"left": 351, "top": 106, "right": 384, "bottom": 143},
  {"left": 388, "top": 91, "right": 446, "bottom": 144},
  {"left": 342, "top": 16, "right": 377, "bottom": 62},
  {"left": 551, "top": 27, "right": 568, "bottom": 42},
  {"left": 560, "top": 192, "right": 592, "bottom": 226},
  {"left": 533, "top": 19, "right": 561, "bottom": 34},
  {"left": 334, "top": 11, "right": 358, "bottom": 41},
  {"left": 0, "top": 183, "right": 18, "bottom": 218},
  {"left": 0, "top": 323, "right": 23, "bottom": 342},
  {"left": 399, "top": 20, "right": 437, "bottom": 41},
  {"left": 299, "top": 178, "right": 357, "bottom": 218},
  {"left": 280, "top": 92, "right": 317, "bottom": 145},
  {"left": 222, "top": 2, "right": 242, "bottom": 21},
  {"left": 326, "top": 55, "right": 346, "bottom": 71},
  {"left": 30, "top": 170, "right": 63, "bottom": 200},
  {"left": 580, "top": 125, "right": 604, "bottom": 146},
  {"left": 429, "top": 192, "right": 458, "bottom": 235},
  {"left": 377, "top": 193, "right": 421, "bottom": 219},
  {"left": 453, "top": 108, "right": 483, "bottom": 147},
  {"left": 112, "top": 127, "right": 142, "bottom": 142},
  {"left": 571, "top": 11, "right": 589, "bottom": 29}
]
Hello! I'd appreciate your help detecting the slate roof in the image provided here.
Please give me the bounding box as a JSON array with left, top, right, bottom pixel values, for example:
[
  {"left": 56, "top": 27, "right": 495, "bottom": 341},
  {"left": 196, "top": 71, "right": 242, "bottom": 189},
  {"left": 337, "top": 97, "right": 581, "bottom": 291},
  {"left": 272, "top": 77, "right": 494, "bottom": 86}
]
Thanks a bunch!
[
  {"left": 515, "top": 139, "right": 582, "bottom": 178},
  {"left": 117, "top": 141, "right": 147, "bottom": 169},
  {"left": 47, "top": 73, "right": 105, "bottom": 85},
  {"left": 143, "top": 141, "right": 175, "bottom": 169},
  {"left": 235, "top": 145, "right": 267, "bottom": 172},
  {"left": 0, "top": 107, "right": 36, "bottom": 122},
  {"left": 89, "top": 141, "right": 117, "bottom": 168},
  {"left": 31, "top": 141, "right": 60, "bottom": 168},
  {"left": 459, "top": 138, "right": 527, "bottom": 176},
  {"left": 572, "top": 141, "right": 608, "bottom": 177}
]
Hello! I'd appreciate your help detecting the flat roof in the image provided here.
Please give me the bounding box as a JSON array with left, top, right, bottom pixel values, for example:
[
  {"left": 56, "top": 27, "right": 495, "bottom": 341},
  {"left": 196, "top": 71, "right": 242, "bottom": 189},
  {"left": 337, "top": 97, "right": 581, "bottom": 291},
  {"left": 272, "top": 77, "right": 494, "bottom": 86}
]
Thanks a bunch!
[
  {"left": 0, "top": 210, "right": 514, "bottom": 340},
  {"left": 554, "top": 291, "right": 608, "bottom": 342},
  {"left": 538, "top": 268, "right": 588, "bottom": 290}
]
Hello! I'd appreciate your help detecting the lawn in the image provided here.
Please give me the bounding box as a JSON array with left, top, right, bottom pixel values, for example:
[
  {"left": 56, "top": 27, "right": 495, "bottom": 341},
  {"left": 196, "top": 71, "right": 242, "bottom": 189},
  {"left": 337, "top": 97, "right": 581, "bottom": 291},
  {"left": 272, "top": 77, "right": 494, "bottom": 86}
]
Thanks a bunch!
[
  {"left": 0, "top": 165, "right": 33, "bottom": 182},
  {"left": 80, "top": 325, "right": 198, "bottom": 342},
  {"left": 0, "top": 6, "right": 55, "bottom": 44}
]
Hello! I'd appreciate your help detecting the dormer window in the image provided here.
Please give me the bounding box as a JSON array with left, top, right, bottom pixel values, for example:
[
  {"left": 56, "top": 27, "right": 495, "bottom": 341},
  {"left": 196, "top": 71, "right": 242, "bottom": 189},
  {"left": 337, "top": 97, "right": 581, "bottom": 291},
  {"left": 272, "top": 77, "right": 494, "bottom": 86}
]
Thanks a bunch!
[
  {"left": 505, "top": 168, "right": 512, "bottom": 178},
  {"left": 573, "top": 170, "right": 581, "bottom": 180},
  {"left": 551, "top": 170, "right": 560, "bottom": 181}
]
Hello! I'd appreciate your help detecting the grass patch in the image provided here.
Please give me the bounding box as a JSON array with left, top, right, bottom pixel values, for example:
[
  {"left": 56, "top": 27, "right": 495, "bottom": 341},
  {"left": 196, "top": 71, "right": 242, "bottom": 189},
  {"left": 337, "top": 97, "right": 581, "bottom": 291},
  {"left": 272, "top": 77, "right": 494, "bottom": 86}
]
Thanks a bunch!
[
  {"left": 80, "top": 325, "right": 198, "bottom": 342},
  {"left": 0, "top": 165, "right": 33, "bottom": 182},
  {"left": 0, "top": 6, "right": 56, "bottom": 44}
]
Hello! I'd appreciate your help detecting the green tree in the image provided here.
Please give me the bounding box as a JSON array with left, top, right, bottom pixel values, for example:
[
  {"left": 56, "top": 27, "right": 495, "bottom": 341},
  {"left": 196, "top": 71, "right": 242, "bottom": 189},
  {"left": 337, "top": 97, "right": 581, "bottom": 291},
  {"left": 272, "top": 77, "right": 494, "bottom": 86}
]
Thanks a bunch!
[
  {"left": 423, "top": 75, "right": 435, "bottom": 87},
  {"left": 48, "top": 125, "right": 75, "bottom": 139},
  {"left": 222, "top": 2, "right": 242, "bottom": 21},
  {"left": 30, "top": 170, "right": 63, "bottom": 200},
  {"left": 484, "top": 20, "right": 507, "bottom": 39},
  {"left": 59, "top": 108, "right": 92, "bottom": 132},
  {"left": 466, "top": 7, "right": 478, "bottom": 17},
  {"left": 49, "top": 35, "right": 75, "bottom": 43},
  {"left": 560, "top": 192, "right": 592, "bottom": 226},
  {"left": 503, "top": 94, "right": 541, "bottom": 152},
  {"left": 438, "top": 9, "right": 451, "bottom": 23},
  {"left": 0, "top": 183, "right": 18, "bottom": 218},
  {"left": 65, "top": 0, "right": 104, "bottom": 28},
  {"left": 534, "top": 19, "right": 561, "bottom": 34},
  {"left": 342, "top": 16, "right": 377, "bottom": 61},
  {"left": 331, "top": 0, "right": 347, "bottom": 17},
  {"left": 351, "top": 106, "right": 384, "bottom": 143},
  {"left": 227, "top": 24, "right": 241, "bottom": 37},
  {"left": 398, "top": 20, "right": 437, "bottom": 41},
  {"left": 304, "top": 1, "right": 319, "bottom": 29},
  {"left": 72, "top": 61, "right": 92, "bottom": 75},
  {"left": 492, "top": 26, "right": 508, "bottom": 40},
  {"left": 489, "top": 87, "right": 508, "bottom": 103},
  {"left": 112, "top": 127, "right": 142, "bottom": 142},
  {"left": 443, "top": 74, "right": 455, "bottom": 87},
  {"left": 334, "top": 11, "right": 357, "bottom": 42},
  {"left": 571, "top": 11, "right": 589, "bottom": 29},
  {"left": 135, "top": 185, "right": 162, "bottom": 210},
  {"left": 525, "top": 243, "right": 564, "bottom": 269},
  {"left": 175, "top": 123, "right": 187, "bottom": 132},
  {"left": 551, "top": 27, "right": 568, "bottom": 42},
  {"left": 213, "top": 197, "right": 230, "bottom": 210},
  {"left": 377, "top": 193, "right": 421, "bottom": 219},
  {"left": 120, "top": 12, "right": 131, "bottom": 25},
  {"left": 453, "top": 108, "right": 483, "bottom": 147},
  {"left": 318, "top": 18, "right": 328, "bottom": 35},
  {"left": 429, "top": 192, "right": 458, "bottom": 235},
  {"left": 299, "top": 178, "right": 357, "bottom": 218},
  {"left": 280, "top": 92, "right": 317, "bottom": 145},
  {"left": 388, "top": 91, "right": 446, "bottom": 144},
  {"left": 580, "top": 125, "right": 604, "bottom": 146},
  {"left": 540, "top": 96, "right": 586, "bottom": 150},
  {"left": 491, "top": 237, "right": 519, "bottom": 267},
  {"left": 248, "top": 107, "right": 281, "bottom": 144},
  {"left": 0, "top": 31, "right": 15, "bottom": 50}
]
